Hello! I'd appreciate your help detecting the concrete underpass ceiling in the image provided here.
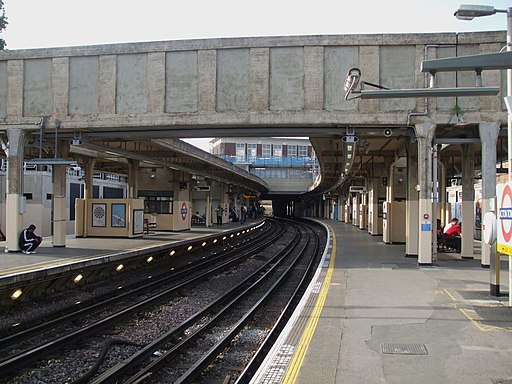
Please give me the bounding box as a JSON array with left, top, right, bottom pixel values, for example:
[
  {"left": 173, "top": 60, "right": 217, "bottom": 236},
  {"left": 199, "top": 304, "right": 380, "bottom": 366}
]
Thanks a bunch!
[
  {"left": 23, "top": 134, "right": 269, "bottom": 195},
  {"left": 307, "top": 123, "right": 507, "bottom": 198},
  {"left": 20, "top": 122, "right": 507, "bottom": 199}
]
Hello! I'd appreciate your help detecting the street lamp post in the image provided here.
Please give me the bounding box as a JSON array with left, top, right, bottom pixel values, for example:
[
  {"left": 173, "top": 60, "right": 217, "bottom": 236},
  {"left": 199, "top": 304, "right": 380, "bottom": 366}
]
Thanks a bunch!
[{"left": 455, "top": 4, "right": 512, "bottom": 305}]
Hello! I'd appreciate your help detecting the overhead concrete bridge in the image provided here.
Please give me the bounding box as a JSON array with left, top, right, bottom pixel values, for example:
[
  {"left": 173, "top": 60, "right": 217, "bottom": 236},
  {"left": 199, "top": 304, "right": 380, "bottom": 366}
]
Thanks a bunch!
[{"left": 0, "top": 31, "right": 508, "bottom": 266}]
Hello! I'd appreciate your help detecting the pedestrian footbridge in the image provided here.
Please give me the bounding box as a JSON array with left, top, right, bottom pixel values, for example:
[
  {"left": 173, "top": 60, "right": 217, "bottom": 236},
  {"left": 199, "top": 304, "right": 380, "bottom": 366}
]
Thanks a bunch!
[{"left": 0, "top": 31, "right": 508, "bottom": 267}]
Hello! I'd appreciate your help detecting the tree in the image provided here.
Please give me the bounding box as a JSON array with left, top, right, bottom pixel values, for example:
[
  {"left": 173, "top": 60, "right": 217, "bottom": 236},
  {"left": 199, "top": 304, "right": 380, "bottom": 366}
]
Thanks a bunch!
[{"left": 0, "top": 0, "right": 7, "bottom": 50}]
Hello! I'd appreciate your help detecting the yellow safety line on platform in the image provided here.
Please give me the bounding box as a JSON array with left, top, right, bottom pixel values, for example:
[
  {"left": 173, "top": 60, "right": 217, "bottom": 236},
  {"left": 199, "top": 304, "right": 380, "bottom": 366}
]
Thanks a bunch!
[
  {"left": 282, "top": 225, "right": 336, "bottom": 384},
  {"left": 444, "top": 288, "right": 512, "bottom": 332},
  {"left": 0, "top": 243, "right": 171, "bottom": 276}
]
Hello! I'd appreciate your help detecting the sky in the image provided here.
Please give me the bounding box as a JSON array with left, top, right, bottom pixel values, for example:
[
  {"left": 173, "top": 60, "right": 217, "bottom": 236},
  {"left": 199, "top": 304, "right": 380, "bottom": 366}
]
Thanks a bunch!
[{"left": 1, "top": 0, "right": 509, "bottom": 151}]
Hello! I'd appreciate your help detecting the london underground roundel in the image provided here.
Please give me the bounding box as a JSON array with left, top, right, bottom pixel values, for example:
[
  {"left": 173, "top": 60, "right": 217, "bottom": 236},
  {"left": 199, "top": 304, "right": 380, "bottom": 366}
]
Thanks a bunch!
[{"left": 181, "top": 202, "right": 188, "bottom": 221}]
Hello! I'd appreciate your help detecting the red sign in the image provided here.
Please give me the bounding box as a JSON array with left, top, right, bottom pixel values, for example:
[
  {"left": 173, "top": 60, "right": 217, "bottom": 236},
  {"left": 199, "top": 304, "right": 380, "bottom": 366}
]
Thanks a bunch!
[{"left": 181, "top": 202, "right": 188, "bottom": 221}]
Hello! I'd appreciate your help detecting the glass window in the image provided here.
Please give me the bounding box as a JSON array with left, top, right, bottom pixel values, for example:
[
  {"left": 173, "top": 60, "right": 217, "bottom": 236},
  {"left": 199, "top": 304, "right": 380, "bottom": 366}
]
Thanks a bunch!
[
  {"left": 262, "top": 144, "right": 271, "bottom": 157},
  {"left": 247, "top": 143, "right": 257, "bottom": 157},
  {"left": 273, "top": 144, "right": 282, "bottom": 157},
  {"left": 288, "top": 145, "right": 297, "bottom": 157},
  {"left": 236, "top": 143, "right": 245, "bottom": 158},
  {"left": 298, "top": 145, "right": 308, "bottom": 157}
]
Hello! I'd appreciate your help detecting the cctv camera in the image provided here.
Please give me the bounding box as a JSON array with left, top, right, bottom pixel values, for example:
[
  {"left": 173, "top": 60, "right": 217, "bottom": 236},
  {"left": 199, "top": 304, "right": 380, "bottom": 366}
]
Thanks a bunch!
[
  {"left": 70, "top": 165, "right": 81, "bottom": 171},
  {"left": 383, "top": 128, "right": 393, "bottom": 138},
  {"left": 344, "top": 68, "right": 361, "bottom": 93}
]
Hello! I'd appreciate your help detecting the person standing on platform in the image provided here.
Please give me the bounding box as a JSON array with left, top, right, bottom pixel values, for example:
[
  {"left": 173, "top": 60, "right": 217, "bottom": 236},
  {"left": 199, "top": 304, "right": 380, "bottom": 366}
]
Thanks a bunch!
[
  {"left": 19, "top": 224, "right": 42, "bottom": 254},
  {"left": 215, "top": 204, "right": 224, "bottom": 226},
  {"left": 240, "top": 204, "right": 247, "bottom": 224}
]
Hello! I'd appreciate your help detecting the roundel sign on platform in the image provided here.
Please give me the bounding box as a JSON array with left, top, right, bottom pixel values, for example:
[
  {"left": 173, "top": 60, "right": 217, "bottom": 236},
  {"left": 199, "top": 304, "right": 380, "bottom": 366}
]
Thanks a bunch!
[
  {"left": 497, "top": 183, "right": 512, "bottom": 255},
  {"left": 181, "top": 202, "right": 188, "bottom": 221}
]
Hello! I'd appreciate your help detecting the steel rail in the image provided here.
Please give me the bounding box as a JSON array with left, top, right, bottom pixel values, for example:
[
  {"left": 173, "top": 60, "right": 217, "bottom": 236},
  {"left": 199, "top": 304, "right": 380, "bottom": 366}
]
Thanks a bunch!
[
  {"left": 0, "top": 221, "right": 286, "bottom": 379},
  {"left": 0, "top": 221, "right": 274, "bottom": 349},
  {"left": 90, "top": 220, "right": 304, "bottom": 384},
  {"left": 236, "top": 220, "right": 321, "bottom": 383},
  {"left": 173, "top": 222, "right": 315, "bottom": 384}
]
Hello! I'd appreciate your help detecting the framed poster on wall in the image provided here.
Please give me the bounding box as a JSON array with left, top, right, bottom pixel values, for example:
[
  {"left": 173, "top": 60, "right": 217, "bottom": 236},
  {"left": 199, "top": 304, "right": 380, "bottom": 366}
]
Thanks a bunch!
[
  {"left": 133, "top": 209, "right": 144, "bottom": 235},
  {"left": 92, "top": 203, "right": 107, "bottom": 227},
  {"left": 111, "top": 203, "right": 126, "bottom": 227}
]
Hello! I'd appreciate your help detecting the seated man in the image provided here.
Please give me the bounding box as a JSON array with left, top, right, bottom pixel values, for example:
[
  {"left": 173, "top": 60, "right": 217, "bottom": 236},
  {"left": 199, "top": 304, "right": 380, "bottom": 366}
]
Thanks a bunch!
[
  {"left": 443, "top": 218, "right": 461, "bottom": 252},
  {"left": 19, "top": 224, "right": 42, "bottom": 254}
]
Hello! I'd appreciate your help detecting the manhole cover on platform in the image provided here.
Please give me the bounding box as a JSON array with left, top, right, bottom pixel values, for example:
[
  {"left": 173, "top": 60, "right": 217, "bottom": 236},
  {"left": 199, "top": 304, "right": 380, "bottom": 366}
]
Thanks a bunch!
[{"left": 382, "top": 343, "right": 428, "bottom": 355}]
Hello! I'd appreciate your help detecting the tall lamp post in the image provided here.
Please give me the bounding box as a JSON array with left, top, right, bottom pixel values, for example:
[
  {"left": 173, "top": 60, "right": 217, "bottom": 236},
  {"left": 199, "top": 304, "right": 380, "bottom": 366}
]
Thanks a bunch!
[{"left": 455, "top": 4, "right": 512, "bottom": 304}]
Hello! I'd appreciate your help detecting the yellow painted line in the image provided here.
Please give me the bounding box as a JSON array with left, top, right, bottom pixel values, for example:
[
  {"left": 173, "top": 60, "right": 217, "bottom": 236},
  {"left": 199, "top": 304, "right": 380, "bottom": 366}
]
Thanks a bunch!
[
  {"left": 282, "top": 225, "right": 336, "bottom": 384},
  {"left": 444, "top": 289, "right": 512, "bottom": 333},
  {"left": 0, "top": 242, "right": 173, "bottom": 276}
]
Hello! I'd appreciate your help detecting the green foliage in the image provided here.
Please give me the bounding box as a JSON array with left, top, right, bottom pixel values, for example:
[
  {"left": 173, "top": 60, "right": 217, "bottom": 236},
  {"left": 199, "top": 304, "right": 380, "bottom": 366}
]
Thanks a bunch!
[{"left": 0, "top": 0, "right": 7, "bottom": 50}]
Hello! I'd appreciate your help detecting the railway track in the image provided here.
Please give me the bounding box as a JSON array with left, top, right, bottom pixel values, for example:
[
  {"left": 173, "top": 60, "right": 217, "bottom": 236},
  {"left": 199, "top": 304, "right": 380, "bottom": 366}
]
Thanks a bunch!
[{"left": 1, "top": 219, "right": 326, "bottom": 384}]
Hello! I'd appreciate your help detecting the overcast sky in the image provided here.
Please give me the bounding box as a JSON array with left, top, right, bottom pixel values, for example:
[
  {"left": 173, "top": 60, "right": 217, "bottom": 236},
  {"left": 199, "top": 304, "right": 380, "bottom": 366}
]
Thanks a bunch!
[{"left": 2, "top": 0, "right": 508, "bottom": 150}]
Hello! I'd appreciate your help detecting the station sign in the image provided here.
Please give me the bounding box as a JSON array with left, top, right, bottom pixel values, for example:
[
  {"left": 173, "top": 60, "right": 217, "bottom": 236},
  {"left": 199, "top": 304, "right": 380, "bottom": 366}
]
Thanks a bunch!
[
  {"left": 349, "top": 186, "right": 367, "bottom": 193},
  {"left": 497, "top": 182, "right": 512, "bottom": 256},
  {"left": 193, "top": 186, "right": 211, "bottom": 191}
]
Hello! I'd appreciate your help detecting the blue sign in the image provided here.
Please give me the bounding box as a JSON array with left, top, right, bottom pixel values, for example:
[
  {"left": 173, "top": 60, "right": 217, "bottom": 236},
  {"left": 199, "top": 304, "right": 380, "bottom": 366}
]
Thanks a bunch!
[
  {"left": 421, "top": 223, "right": 431, "bottom": 231},
  {"left": 499, "top": 207, "right": 512, "bottom": 220}
]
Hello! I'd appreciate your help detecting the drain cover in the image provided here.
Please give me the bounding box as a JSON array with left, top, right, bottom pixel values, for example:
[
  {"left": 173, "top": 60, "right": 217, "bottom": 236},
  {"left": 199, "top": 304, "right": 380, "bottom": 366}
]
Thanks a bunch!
[{"left": 382, "top": 343, "right": 428, "bottom": 355}]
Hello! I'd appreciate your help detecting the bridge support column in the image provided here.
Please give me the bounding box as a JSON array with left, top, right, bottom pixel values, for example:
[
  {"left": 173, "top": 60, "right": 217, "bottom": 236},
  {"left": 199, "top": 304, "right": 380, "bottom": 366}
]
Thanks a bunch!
[
  {"left": 83, "top": 158, "right": 96, "bottom": 199},
  {"left": 479, "top": 122, "right": 500, "bottom": 295},
  {"left": 127, "top": 159, "right": 140, "bottom": 199},
  {"left": 405, "top": 140, "right": 419, "bottom": 257},
  {"left": 52, "top": 164, "right": 67, "bottom": 247},
  {"left": 416, "top": 122, "right": 435, "bottom": 266},
  {"left": 5, "top": 128, "right": 24, "bottom": 252},
  {"left": 382, "top": 157, "right": 394, "bottom": 244},
  {"left": 81, "top": 157, "right": 96, "bottom": 238},
  {"left": 461, "top": 144, "right": 475, "bottom": 259},
  {"left": 52, "top": 141, "right": 70, "bottom": 247}
]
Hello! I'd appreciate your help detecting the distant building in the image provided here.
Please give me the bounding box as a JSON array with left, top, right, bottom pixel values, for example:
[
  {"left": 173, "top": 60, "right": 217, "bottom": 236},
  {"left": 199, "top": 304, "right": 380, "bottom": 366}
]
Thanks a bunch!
[{"left": 210, "top": 137, "right": 318, "bottom": 194}]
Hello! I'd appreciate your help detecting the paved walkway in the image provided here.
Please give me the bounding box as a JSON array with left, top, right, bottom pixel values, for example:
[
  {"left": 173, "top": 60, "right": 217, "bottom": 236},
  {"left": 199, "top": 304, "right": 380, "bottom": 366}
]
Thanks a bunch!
[{"left": 253, "top": 219, "right": 512, "bottom": 384}]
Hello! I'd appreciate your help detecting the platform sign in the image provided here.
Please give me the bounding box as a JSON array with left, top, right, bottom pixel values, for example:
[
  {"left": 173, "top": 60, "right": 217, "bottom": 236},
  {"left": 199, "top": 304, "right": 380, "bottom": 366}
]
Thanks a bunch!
[{"left": 497, "top": 182, "right": 512, "bottom": 256}]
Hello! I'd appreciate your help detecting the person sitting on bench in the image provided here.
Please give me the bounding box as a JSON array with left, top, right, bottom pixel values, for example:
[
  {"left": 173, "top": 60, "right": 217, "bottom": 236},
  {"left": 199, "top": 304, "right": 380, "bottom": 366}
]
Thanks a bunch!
[
  {"left": 443, "top": 217, "right": 461, "bottom": 252},
  {"left": 19, "top": 224, "right": 42, "bottom": 254}
]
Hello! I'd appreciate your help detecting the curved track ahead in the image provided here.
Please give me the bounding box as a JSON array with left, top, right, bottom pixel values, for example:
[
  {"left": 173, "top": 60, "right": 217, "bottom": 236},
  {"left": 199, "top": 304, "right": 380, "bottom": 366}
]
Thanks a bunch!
[{"left": 2, "top": 219, "right": 326, "bottom": 384}]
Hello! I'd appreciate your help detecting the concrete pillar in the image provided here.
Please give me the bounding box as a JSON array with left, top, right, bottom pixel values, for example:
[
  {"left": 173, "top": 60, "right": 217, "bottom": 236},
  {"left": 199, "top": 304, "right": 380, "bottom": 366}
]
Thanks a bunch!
[
  {"left": 415, "top": 122, "right": 436, "bottom": 266},
  {"left": 438, "top": 161, "right": 447, "bottom": 227},
  {"left": 83, "top": 158, "right": 96, "bottom": 199},
  {"left": 52, "top": 164, "right": 67, "bottom": 247},
  {"left": 5, "top": 128, "right": 24, "bottom": 252},
  {"left": 382, "top": 157, "right": 394, "bottom": 244},
  {"left": 460, "top": 144, "right": 475, "bottom": 259},
  {"left": 406, "top": 140, "right": 419, "bottom": 257},
  {"left": 127, "top": 159, "right": 140, "bottom": 199},
  {"left": 81, "top": 157, "right": 96, "bottom": 238},
  {"left": 479, "top": 122, "right": 500, "bottom": 295},
  {"left": 206, "top": 193, "right": 212, "bottom": 227},
  {"left": 352, "top": 194, "right": 359, "bottom": 226},
  {"left": 52, "top": 141, "right": 70, "bottom": 247}
]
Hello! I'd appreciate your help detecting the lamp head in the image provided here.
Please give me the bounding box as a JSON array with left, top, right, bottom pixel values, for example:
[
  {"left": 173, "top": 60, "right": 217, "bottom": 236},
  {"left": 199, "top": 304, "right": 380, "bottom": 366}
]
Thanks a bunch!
[{"left": 454, "top": 4, "right": 496, "bottom": 20}]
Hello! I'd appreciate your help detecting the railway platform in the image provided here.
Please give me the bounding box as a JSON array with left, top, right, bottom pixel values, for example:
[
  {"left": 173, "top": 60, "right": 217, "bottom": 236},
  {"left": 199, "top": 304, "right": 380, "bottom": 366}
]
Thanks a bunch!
[
  {"left": 252, "top": 219, "right": 512, "bottom": 384},
  {"left": 0, "top": 219, "right": 260, "bottom": 288}
]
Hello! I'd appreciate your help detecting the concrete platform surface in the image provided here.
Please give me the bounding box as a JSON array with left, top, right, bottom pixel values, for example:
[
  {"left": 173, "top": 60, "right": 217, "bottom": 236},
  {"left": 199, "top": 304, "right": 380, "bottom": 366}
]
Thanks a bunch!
[
  {"left": 0, "top": 220, "right": 254, "bottom": 279},
  {"left": 253, "top": 219, "right": 512, "bottom": 384}
]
